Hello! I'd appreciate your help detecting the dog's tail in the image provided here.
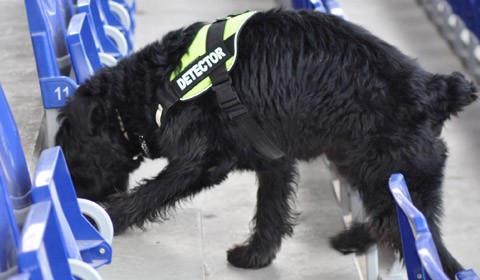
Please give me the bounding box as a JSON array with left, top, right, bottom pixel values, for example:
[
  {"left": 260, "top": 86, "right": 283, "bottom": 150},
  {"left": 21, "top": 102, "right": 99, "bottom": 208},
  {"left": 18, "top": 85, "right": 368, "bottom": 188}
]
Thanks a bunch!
[{"left": 427, "top": 71, "right": 477, "bottom": 121}]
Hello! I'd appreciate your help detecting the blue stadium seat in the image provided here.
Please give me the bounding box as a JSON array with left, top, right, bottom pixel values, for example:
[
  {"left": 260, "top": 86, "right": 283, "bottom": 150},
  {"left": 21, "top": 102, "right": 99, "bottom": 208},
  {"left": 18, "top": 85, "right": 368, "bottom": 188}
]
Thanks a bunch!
[
  {"left": 14, "top": 200, "right": 74, "bottom": 279},
  {"left": 67, "top": 12, "right": 114, "bottom": 84},
  {"left": 60, "top": 0, "right": 75, "bottom": 25},
  {"left": 0, "top": 169, "right": 19, "bottom": 279},
  {"left": 25, "top": 0, "right": 131, "bottom": 147},
  {"left": 77, "top": 0, "right": 133, "bottom": 57},
  {"left": 291, "top": 0, "right": 346, "bottom": 18},
  {"left": 0, "top": 84, "right": 72, "bottom": 279},
  {"left": 24, "top": 0, "right": 78, "bottom": 147},
  {"left": 469, "top": 1, "right": 480, "bottom": 41},
  {"left": 113, "top": 0, "right": 136, "bottom": 15},
  {"left": 291, "top": 0, "right": 324, "bottom": 11},
  {"left": 457, "top": 269, "right": 480, "bottom": 280},
  {"left": 33, "top": 146, "right": 113, "bottom": 268},
  {"left": 389, "top": 173, "right": 480, "bottom": 280},
  {"left": 25, "top": 0, "right": 137, "bottom": 105},
  {"left": 322, "top": 0, "right": 346, "bottom": 19},
  {"left": 0, "top": 88, "right": 32, "bottom": 211},
  {"left": 24, "top": 0, "right": 78, "bottom": 109},
  {"left": 24, "top": 0, "right": 131, "bottom": 110},
  {"left": 446, "top": 0, "right": 480, "bottom": 40},
  {"left": 0, "top": 84, "right": 113, "bottom": 278},
  {"left": 77, "top": 0, "right": 130, "bottom": 58},
  {"left": 100, "top": 0, "right": 135, "bottom": 36}
]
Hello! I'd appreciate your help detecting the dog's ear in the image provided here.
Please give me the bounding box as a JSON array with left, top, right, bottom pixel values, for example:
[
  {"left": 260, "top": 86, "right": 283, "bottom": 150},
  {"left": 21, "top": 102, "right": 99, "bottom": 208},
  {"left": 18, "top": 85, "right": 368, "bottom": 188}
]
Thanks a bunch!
[
  {"left": 428, "top": 72, "right": 477, "bottom": 119},
  {"left": 55, "top": 93, "right": 108, "bottom": 169},
  {"left": 55, "top": 93, "right": 135, "bottom": 201},
  {"left": 61, "top": 93, "right": 107, "bottom": 137}
]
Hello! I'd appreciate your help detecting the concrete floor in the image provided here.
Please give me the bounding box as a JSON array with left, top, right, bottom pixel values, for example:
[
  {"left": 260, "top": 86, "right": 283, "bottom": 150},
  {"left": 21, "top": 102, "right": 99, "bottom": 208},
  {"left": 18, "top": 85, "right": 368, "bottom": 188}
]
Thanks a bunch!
[
  {"left": 0, "top": 0, "right": 479, "bottom": 279},
  {"left": 0, "top": 0, "right": 42, "bottom": 172}
]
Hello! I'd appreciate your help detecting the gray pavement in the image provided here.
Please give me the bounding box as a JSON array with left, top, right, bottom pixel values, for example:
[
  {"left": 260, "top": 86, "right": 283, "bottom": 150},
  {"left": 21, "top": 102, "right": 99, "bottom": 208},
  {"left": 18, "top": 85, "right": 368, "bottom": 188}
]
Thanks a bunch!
[
  {"left": 120, "top": 157, "right": 358, "bottom": 280},
  {"left": 0, "top": 0, "right": 42, "bottom": 172},
  {"left": 191, "top": 159, "right": 357, "bottom": 280},
  {"left": 98, "top": 208, "right": 206, "bottom": 280},
  {"left": 1, "top": 0, "right": 479, "bottom": 279}
]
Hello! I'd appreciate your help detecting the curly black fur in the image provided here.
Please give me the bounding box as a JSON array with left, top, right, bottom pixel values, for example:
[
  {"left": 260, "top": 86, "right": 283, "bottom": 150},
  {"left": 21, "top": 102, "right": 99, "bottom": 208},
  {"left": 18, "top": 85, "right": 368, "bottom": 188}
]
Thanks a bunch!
[{"left": 55, "top": 10, "right": 477, "bottom": 277}]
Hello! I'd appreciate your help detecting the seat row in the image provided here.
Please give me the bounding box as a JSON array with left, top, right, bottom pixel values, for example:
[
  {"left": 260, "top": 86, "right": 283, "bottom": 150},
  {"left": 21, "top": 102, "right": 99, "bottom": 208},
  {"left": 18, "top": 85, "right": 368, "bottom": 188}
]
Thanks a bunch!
[
  {"left": 0, "top": 0, "right": 138, "bottom": 278},
  {"left": 446, "top": 0, "right": 480, "bottom": 39},
  {"left": 418, "top": 0, "right": 480, "bottom": 84},
  {"left": 25, "top": 0, "right": 137, "bottom": 147},
  {"left": 0, "top": 84, "right": 114, "bottom": 279},
  {"left": 291, "top": 0, "right": 346, "bottom": 18}
]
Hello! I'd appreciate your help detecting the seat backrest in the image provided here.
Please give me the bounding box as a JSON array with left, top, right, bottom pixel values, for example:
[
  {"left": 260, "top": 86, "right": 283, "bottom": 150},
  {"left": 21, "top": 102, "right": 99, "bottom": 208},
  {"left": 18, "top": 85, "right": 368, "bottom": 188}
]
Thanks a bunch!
[
  {"left": 291, "top": 0, "right": 316, "bottom": 10},
  {"left": 390, "top": 175, "right": 480, "bottom": 280},
  {"left": 59, "top": 0, "right": 75, "bottom": 26},
  {"left": 77, "top": 0, "right": 122, "bottom": 55},
  {"left": 0, "top": 85, "right": 31, "bottom": 209},
  {"left": 447, "top": 0, "right": 475, "bottom": 30},
  {"left": 100, "top": 0, "right": 132, "bottom": 31},
  {"left": 33, "top": 147, "right": 112, "bottom": 267},
  {"left": 0, "top": 169, "right": 20, "bottom": 277},
  {"left": 291, "top": 0, "right": 346, "bottom": 17},
  {"left": 457, "top": 269, "right": 480, "bottom": 280},
  {"left": 0, "top": 83, "right": 113, "bottom": 277},
  {"left": 24, "top": 0, "right": 71, "bottom": 78},
  {"left": 16, "top": 200, "right": 73, "bottom": 279},
  {"left": 389, "top": 173, "right": 449, "bottom": 280},
  {"left": 322, "top": 0, "right": 346, "bottom": 19},
  {"left": 24, "top": 0, "right": 78, "bottom": 109},
  {"left": 67, "top": 12, "right": 104, "bottom": 84}
]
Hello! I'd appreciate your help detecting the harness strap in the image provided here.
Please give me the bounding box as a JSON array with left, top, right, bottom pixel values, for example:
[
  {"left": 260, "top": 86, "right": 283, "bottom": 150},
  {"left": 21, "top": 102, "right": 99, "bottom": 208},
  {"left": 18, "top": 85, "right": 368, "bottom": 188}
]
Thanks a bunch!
[
  {"left": 156, "top": 35, "right": 236, "bottom": 119},
  {"left": 207, "top": 20, "right": 285, "bottom": 160}
]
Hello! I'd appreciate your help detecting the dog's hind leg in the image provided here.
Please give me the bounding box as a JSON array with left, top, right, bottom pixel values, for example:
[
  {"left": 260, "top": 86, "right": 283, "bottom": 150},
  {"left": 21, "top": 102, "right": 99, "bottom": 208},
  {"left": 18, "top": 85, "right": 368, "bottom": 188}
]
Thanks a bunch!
[
  {"left": 330, "top": 134, "right": 464, "bottom": 278},
  {"left": 227, "top": 158, "right": 298, "bottom": 269},
  {"left": 364, "top": 183, "right": 463, "bottom": 279},
  {"left": 105, "top": 151, "right": 236, "bottom": 234}
]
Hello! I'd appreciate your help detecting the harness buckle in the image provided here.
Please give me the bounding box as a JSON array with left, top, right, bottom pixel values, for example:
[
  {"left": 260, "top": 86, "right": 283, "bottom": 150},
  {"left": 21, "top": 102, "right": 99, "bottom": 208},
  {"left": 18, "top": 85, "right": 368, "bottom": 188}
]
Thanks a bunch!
[{"left": 212, "top": 79, "right": 248, "bottom": 120}]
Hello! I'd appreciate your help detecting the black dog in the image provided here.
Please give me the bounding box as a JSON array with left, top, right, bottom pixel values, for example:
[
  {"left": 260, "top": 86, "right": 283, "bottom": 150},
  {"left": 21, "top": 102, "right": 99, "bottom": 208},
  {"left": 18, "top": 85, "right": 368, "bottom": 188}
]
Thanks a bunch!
[{"left": 55, "top": 10, "right": 477, "bottom": 278}]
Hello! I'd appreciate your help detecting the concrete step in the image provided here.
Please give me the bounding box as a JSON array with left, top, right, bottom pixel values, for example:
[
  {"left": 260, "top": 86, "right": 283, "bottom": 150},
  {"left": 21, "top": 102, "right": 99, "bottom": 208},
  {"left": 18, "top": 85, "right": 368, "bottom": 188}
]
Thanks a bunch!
[
  {"left": 98, "top": 208, "right": 205, "bottom": 280},
  {"left": 0, "top": 0, "right": 43, "bottom": 172}
]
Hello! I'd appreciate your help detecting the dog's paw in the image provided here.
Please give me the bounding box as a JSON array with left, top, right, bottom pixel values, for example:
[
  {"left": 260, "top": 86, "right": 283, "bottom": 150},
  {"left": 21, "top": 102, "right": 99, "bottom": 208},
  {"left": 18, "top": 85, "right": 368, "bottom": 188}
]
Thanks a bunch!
[
  {"left": 227, "top": 244, "right": 276, "bottom": 269},
  {"left": 110, "top": 216, "right": 130, "bottom": 236},
  {"left": 329, "top": 233, "right": 361, "bottom": 254},
  {"left": 329, "top": 224, "right": 376, "bottom": 255},
  {"left": 104, "top": 193, "right": 132, "bottom": 235}
]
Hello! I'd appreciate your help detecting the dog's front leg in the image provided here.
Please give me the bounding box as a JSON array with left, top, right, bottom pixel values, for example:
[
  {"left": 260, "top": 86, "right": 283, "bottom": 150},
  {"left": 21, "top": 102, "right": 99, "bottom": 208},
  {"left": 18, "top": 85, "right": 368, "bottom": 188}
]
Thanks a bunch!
[
  {"left": 227, "top": 159, "right": 298, "bottom": 269},
  {"left": 106, "top": 154, "right": 235, "bottom": 234}
]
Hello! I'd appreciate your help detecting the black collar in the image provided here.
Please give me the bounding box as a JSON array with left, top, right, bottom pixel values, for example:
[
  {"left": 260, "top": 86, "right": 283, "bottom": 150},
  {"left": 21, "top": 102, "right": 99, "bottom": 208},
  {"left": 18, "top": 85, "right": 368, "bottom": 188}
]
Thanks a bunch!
[{"left": 115, "top": 109, "right": 152, "bottom": 158}]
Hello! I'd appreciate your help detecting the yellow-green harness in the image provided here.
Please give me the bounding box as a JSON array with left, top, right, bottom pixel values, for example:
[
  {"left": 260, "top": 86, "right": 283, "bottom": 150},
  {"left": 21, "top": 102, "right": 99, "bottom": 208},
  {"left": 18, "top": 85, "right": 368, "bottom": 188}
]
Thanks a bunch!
[
  {"left": 170, "top": 11, "right": 256, "bottom": 100},
  {"left": 157, "top": 11, "right": 284, "bottom": 160}
]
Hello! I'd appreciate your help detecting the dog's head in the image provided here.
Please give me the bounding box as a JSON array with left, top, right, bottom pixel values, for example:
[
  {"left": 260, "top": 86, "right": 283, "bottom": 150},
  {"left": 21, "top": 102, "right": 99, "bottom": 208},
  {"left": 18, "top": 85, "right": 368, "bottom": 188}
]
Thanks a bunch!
[
  {"left": 54, "top": 22, "right": 207, "bottom": 201},
  {"left": 425, "top": 71, "right": 477, "bottom": 136},
  {"left": 55, "top": 86, "right": 141, "bottom": 201}
]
